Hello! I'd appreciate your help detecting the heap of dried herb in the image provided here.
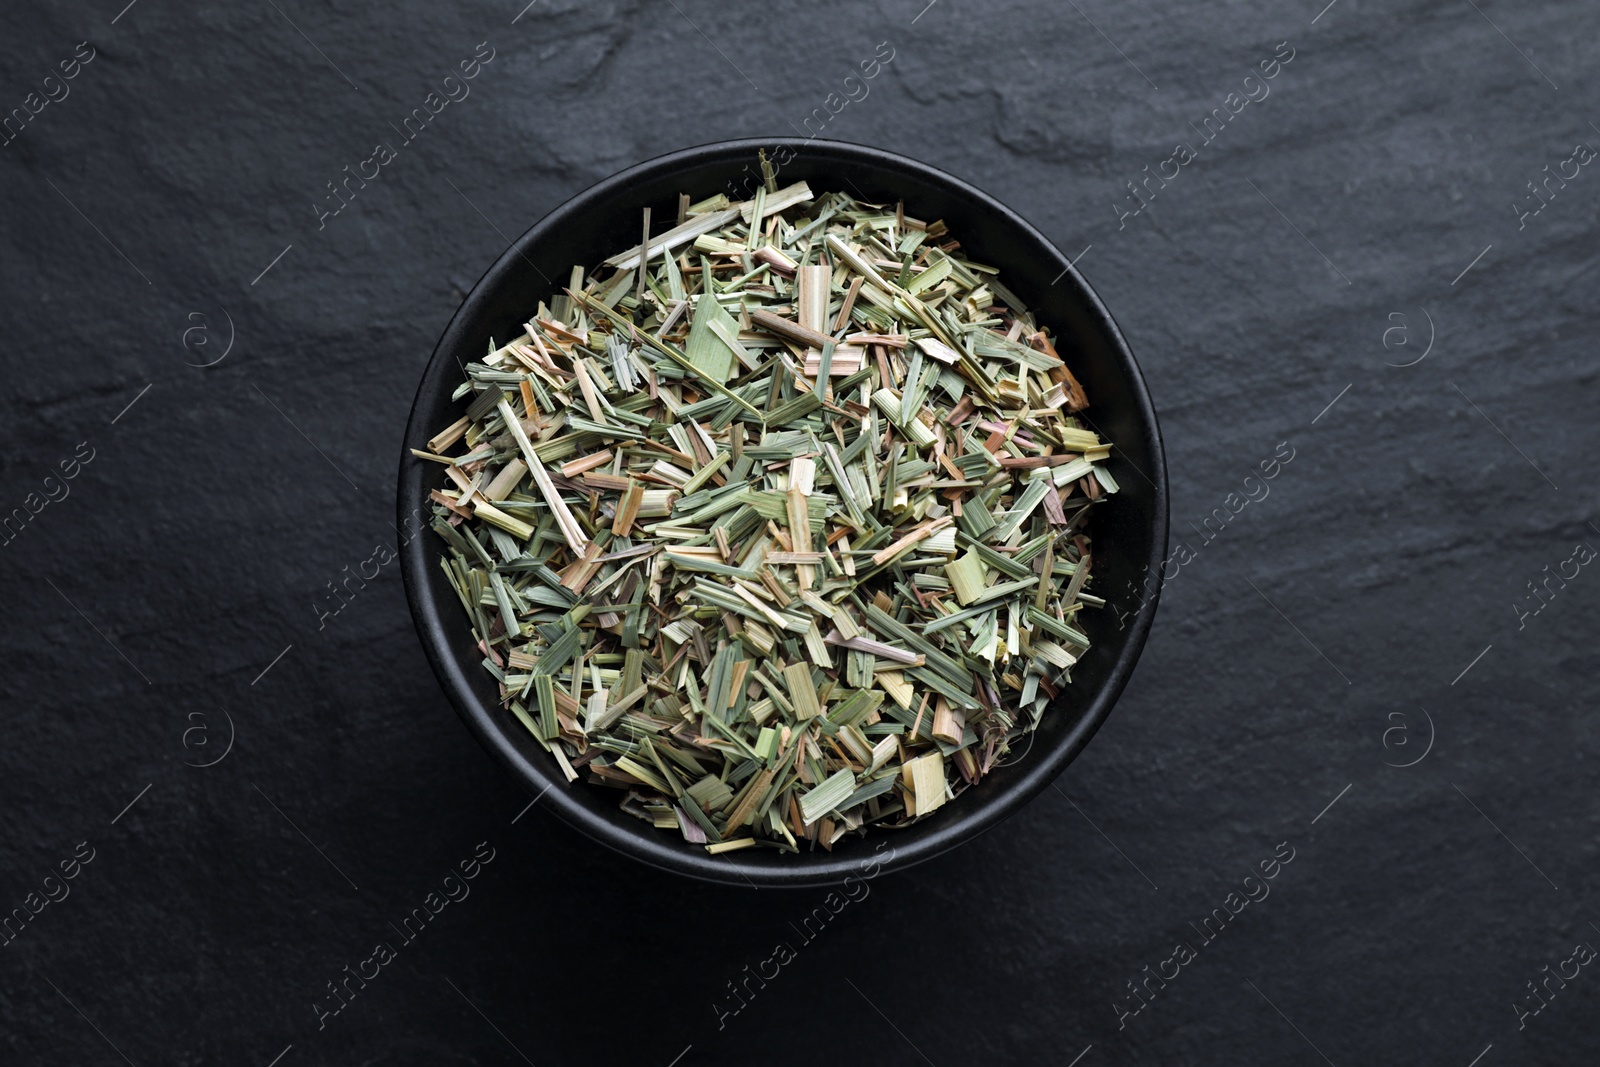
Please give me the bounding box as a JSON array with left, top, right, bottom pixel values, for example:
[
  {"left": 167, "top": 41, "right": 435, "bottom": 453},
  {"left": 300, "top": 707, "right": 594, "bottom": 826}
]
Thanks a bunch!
[{"left": 415, "top": 156, "right": 1118, "bottom": 854}]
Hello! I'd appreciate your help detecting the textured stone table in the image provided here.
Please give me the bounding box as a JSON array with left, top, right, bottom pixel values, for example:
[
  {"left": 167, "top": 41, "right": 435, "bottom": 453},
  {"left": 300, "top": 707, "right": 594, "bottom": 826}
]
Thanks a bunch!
[{"left": 2, "top": 0, "right": 1597, "bottom": 1063}]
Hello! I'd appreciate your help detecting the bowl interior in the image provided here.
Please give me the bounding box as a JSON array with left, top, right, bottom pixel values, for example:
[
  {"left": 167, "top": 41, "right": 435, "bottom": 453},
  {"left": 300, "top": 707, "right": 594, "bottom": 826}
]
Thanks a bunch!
[{"left": 399, "top": 138, "right": 1168, "bottom": 888}]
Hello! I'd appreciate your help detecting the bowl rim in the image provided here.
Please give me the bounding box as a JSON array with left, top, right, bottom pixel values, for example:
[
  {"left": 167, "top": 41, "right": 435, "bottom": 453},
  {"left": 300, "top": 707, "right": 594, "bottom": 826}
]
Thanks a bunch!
[{"left": 398, "top": 136, "right": 1168, "bottom": 888}]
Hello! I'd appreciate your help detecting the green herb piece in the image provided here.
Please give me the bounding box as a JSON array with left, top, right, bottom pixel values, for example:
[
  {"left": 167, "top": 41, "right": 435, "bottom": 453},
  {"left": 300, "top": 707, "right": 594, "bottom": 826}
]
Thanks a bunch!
[{"left": 799, "top": 768, "right": 857, "bottom": 825}]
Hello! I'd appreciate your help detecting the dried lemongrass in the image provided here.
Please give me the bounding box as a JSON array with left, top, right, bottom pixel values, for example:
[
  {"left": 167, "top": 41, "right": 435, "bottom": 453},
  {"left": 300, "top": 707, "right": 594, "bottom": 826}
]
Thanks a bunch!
[{"left": 424, "top": 156, "right": 1117, "bottom": 854}]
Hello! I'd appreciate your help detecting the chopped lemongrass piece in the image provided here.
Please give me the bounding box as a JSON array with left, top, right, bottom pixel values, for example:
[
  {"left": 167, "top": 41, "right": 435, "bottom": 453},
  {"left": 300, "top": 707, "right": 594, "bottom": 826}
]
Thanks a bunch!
[
  {"left": 907, "top": 751, "right": 947, "bottom": 815},
  {"left": 799, "top": 768, "right": 857, "bottom": 825}
]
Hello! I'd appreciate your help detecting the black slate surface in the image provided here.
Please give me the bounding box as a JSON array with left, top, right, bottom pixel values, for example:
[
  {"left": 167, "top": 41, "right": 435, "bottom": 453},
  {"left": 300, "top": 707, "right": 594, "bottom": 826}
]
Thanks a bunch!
[{"left": 2, "top": 1, "right": 1597, "bottom": 1065}]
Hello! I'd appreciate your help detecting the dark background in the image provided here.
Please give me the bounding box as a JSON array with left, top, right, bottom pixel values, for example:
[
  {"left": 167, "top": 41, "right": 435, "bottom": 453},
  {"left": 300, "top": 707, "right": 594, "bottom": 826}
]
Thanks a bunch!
[{"left": 2, "top": 1, "right": 1596, "bottom": 1064}]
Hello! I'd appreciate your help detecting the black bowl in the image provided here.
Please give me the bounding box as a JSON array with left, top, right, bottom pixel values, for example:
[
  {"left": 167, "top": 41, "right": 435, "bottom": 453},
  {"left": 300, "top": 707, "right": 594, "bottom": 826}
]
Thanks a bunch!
[{"left": 399, "top": 137, "right": 1168, "bottom": 888}]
